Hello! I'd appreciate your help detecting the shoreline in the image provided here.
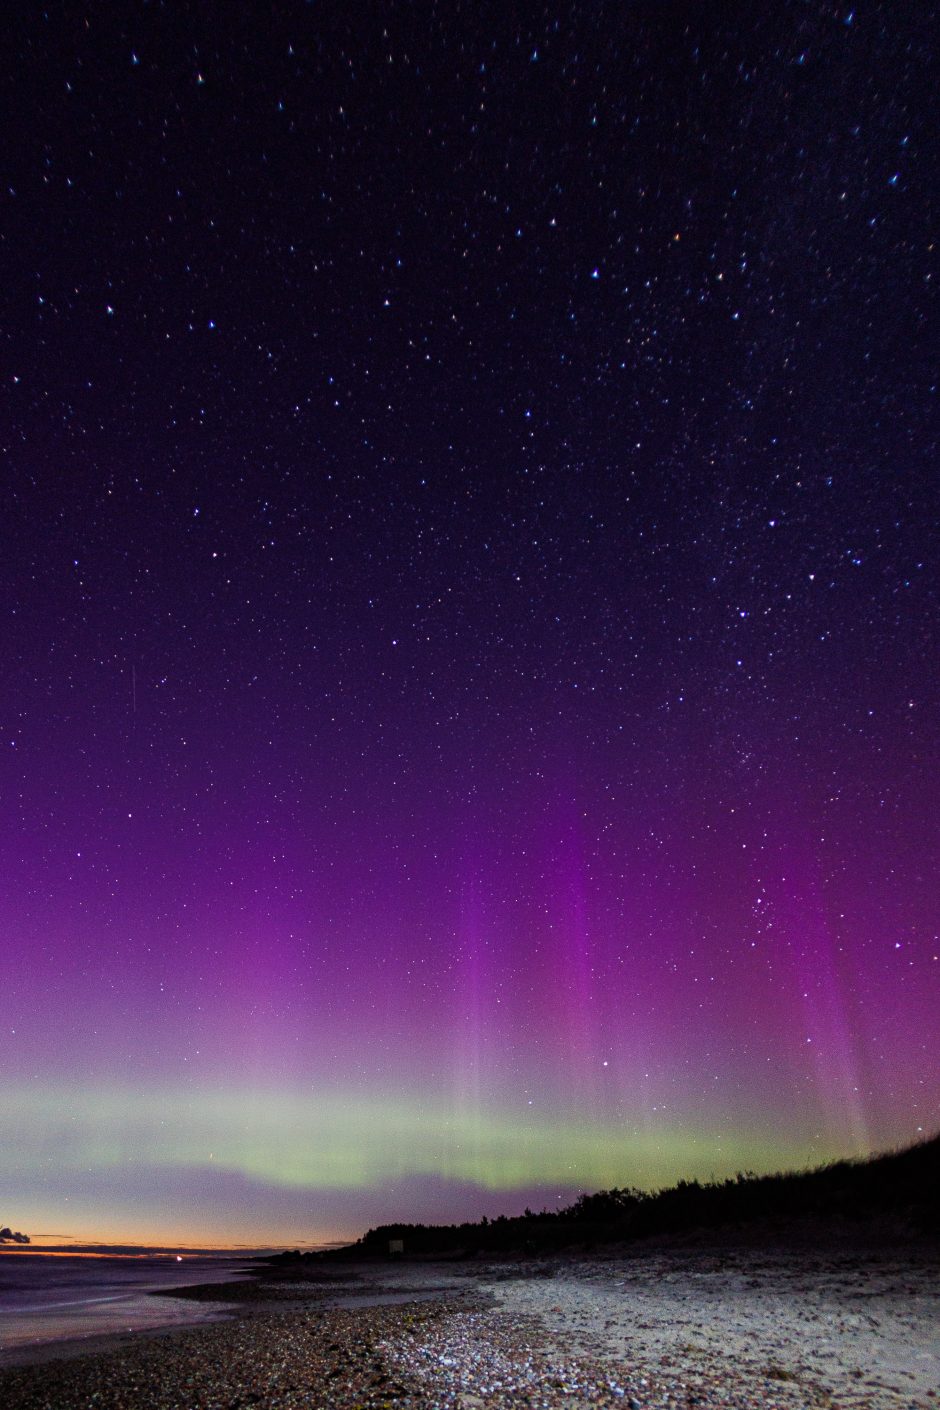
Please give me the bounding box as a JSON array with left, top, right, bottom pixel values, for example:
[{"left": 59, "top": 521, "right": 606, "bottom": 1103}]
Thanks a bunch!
[
  {"left": 0, "top": 1313, "right": 239, "bottom": 1370},
  {"left": 1, "top": 1246, "right": 937, "bottom": 1407}
]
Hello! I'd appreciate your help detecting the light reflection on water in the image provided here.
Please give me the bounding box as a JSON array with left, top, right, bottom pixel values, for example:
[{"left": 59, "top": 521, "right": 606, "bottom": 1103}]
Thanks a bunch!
[{"left": 0, "top": 1255, "right": 249, "bottom": 1359}]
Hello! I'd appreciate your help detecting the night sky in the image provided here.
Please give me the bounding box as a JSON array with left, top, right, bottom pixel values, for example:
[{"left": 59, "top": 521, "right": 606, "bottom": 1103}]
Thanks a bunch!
[{"left": 1, "top": 3, "right": 937, "bottom": 1249}]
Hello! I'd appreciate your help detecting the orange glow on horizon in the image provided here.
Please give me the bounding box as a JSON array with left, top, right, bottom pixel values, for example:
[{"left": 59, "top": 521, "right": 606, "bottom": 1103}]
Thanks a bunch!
[{"left": 0, "top": 1241, "right": 344, "bottom": 1257}]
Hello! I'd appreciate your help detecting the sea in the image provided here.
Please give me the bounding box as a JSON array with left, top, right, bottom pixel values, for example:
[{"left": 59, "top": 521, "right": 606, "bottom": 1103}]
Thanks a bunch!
[{"left": 0, "top": 1252, "right": 251, "bottom": 1363}]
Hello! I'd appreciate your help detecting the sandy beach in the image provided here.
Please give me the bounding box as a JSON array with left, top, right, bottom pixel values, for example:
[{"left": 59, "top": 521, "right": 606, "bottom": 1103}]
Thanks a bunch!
[{"left": 1, "top": 1245, "right": 937, "bottom": 1408}]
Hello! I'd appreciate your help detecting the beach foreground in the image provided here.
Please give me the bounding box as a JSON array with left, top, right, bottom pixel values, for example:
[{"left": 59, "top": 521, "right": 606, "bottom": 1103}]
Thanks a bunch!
[{"left": 1, "top": 1246, "right": 937, "bottom": 1408}]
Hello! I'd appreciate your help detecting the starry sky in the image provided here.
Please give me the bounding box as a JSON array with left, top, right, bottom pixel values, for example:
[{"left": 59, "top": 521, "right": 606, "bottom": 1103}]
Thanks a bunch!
[{"left": 1, "top": 3, "right": 937, "bottom": 1249}]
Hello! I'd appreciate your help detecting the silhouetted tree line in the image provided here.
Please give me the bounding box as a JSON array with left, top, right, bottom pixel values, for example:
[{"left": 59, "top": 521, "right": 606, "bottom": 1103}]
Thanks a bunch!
[{"left": 340, "top": 1133, "right": 939, "bottom": 1257}]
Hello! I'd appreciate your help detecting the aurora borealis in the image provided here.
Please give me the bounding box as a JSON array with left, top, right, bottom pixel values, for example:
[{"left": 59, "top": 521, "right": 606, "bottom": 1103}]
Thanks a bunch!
[{"left": 1, "top": 4, "right": 937, "bottom": 1249}]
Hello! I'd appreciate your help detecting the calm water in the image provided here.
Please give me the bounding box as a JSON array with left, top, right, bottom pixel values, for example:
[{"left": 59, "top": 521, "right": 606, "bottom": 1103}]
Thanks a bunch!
[{"left": 0, "top": 1253, "right": 250, "bottom": 1360}]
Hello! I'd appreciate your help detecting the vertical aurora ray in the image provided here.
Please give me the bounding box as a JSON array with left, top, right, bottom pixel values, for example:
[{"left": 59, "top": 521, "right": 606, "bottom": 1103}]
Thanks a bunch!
[
  {"left": 774, "top": 836, "right": 871, "bottom": 1156},
  {"left": 548, "top": 806, "right": 603, "bottom": 1115},
  {"left": 451, "top": 873, "right": 487, "bottom": 1184}
]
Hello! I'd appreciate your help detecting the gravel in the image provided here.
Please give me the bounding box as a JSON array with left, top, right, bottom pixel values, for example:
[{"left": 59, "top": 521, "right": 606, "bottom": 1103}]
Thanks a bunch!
[
  {"left": 0, "top": 1300, "right": 446, "bottom": 1409},
  {"left": 1, "top": 1248, "right": 936, "bottom": 1409}
]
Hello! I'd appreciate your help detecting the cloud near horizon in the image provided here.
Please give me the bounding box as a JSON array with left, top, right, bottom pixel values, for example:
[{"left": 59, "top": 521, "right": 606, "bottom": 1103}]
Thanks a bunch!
[{"left": 0, "top": 1226, "right": 30, "bottom": 1244}]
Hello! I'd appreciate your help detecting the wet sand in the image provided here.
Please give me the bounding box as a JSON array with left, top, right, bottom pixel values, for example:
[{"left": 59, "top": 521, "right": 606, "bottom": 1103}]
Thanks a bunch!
[{"left": 1, "top": 1245, "right": 936, "bottom": 1408}]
